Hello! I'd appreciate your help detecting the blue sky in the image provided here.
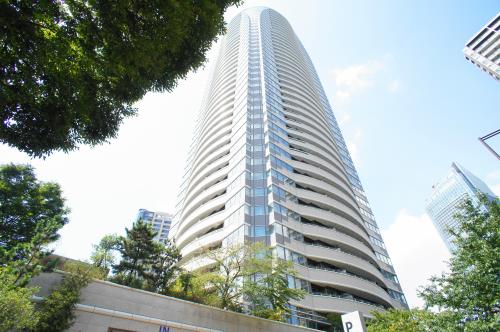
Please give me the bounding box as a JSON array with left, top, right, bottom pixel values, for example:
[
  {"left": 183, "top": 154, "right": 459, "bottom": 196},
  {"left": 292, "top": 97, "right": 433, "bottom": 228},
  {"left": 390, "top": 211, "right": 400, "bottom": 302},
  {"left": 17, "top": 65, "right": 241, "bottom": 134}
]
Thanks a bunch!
[
  {"left": 257, "top": 0, "right": 500, "bottom": 229},
  {"left": 1, "top": 0, "right": 498, "bottom": 307}
]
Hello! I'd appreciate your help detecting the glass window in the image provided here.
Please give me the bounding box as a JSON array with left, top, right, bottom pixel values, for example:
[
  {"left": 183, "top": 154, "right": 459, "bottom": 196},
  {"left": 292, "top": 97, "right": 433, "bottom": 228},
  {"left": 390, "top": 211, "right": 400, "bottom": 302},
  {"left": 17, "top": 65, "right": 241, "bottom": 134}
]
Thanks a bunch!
[
  {"left": 253, "top": 205, "right": 266, "bottom": 216},
  {"left": 253, "top": 188, "right": 266, "bottom": 196},
  {"left": 253, "top": 226, "right": 266, "bottom": 237},
  {"left": 277, "top": 246, "right": 286, "bottom": 259}
]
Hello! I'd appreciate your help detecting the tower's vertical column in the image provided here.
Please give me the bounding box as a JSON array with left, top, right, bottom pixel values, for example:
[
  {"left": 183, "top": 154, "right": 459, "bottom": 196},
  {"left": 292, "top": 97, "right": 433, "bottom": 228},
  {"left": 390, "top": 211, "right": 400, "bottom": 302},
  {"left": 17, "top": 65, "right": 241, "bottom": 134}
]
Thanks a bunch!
[{"left": 222, "top": 14, "right": 250, "bottom": 248}]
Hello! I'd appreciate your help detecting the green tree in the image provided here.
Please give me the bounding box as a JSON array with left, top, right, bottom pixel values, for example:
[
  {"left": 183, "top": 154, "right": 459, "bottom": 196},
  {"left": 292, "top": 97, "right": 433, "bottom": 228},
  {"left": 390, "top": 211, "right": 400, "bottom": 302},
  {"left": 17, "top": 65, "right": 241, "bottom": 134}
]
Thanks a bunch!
[
  {"left": 193, "top": 243, "right": 304, "bottom": 317},
  {"left": 111, "top": 220, "right": 157, "bottom": 288},
  {"left": 243, "top": 250, "right": 305, "bottom": 321},
  {"left": 0, "top": 163, "right": 69, "bottom": 285},
  {"left": 167, "top": 270, "right": 219, "bottom": 305},
  {"left": 367, "top": 308, "right": 460, "bottom": 332},
  {"left": 419, "top": 195, "right": 500, "bottom": 331},
  {"left": 33, "top": 262, "right": 94, "bottom": 332},
  {"left": 144, "top": 238, "right": 182, "bottom": 294},
  {"left": 0, "top": 268, "right": 39, "bottom": 332},
  {"left": 324, "top": 313, "right": 343, "bottom": 332},
  {"left": 110, "top": 221, "right": 181, "bottom": 291},
  {"left": 367, "top": 196, "right": 499, "bottom": 332},
  {"left": 200, "top": 243, "right": 263, "bottom": 311},
  {"left": 1, "top": 0, "right": 241, "bottom": 157},
  {"left": 90, "top": 234, "right": 120, "bottom": 274}
]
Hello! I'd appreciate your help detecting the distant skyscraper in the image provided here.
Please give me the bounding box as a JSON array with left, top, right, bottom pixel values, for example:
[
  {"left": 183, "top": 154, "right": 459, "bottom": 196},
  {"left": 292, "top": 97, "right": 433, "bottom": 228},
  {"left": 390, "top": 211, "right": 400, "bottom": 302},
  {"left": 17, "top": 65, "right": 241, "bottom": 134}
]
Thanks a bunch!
[
  {"left": 170, "top": 7, "right": 406, "bottom": 328},
  {"left": 463, "top": 12, "right": 500, "bottom": 82},
  {"left": 426, "top": 163, "right": 496, "bottom": 252},
  {"left": 137, "top": 209, "right": 172, "bottom": 243}
]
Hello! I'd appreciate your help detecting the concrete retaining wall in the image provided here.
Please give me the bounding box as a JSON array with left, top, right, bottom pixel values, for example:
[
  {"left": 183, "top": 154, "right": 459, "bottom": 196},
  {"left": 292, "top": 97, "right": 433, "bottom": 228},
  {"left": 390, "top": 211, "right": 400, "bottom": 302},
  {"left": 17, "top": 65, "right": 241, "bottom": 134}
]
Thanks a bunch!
[{"left": 31, "top": 272, "right": 317, "bottom": 332}]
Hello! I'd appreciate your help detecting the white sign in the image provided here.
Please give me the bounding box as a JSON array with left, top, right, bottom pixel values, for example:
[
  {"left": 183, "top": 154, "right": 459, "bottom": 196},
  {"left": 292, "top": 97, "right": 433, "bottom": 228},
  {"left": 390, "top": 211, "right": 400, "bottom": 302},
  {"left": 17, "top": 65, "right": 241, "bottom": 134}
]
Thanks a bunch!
[{"left": 341, "top": 311, "right": 367, "bottom": 332}]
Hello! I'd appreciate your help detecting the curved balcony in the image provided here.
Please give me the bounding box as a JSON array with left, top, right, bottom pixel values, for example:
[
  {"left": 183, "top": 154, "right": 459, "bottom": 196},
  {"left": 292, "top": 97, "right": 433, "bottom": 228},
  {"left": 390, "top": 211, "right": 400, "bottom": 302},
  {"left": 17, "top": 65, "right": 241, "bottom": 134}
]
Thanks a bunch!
[
  {"left": 286, "top": 202, "right": 370, "bottom": 246},
  {"left": 196, "top": 113, "right": 232, "bottom": 154},
  {"left": 181, "top": 179, "right": 228, "bottom": 228},
  {"left": 286, "top": 118, "right": 338, "bottom": 157},
  {"left": 288, "top": 239, "right": 387, "bottom": 287},
  {"left": 287, "top": 127, "right": 342, "bottom": 167},
  {"left": 176, "top": 193, "right": 227, "bottom": 239},
  {"left": 181, "top": 256, "right": 216, "bottom": 272},
  {"left": 289, "top": 148, "right": 350, "bottom": 190},
  {"left": 282, "top": 100, "right": 332, "bottom": 145},
  {"left": 286, "top": 219, "right": 377, "bottom": 265},
  {"left": 184, "top": 154, "right": 231, "bottom": 203},
  {"left": 294, "top": 264, "right": 393, "bottom": 307},
  {"left": 289, "top": 172, "right": 358, "bottom": 213},
  {"left": 176, "top": 209, "right": 226, "bottom": 249},
  {"left": 288, "top": 160, "right": 354, "bottom": 204},
  {"left": 292, "top": 294, "right": 384, "bottom": 318},
  {"left": 190, "top": 133, "right": 231, "bottom": 177},
  {"left": 292, "top": 187, "right": 364, "bottom": 229},
  {"left": 180, "top": 227, "right": 225, "bottom": 260}
]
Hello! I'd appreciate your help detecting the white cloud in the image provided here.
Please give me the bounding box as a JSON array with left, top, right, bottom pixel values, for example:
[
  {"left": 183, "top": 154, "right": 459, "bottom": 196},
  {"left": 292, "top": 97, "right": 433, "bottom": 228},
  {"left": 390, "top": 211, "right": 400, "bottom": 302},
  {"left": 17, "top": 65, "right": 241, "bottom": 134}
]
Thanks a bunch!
[
  {"left": 485, "top": 171, "right": 500, "bottom": 196},
  {"left": 346, "top": 129, "right": 362, "bottom": 167},
  {"left": 332, "top": 60, "right": 384, "bottom": 103},
  {"left": 338, "top": 112, "right": 351, "bottom": 126},
  {"left": 486, "top": 170, "right": 500, "bottom": 181},
  {"left": 387, "top": 79, "right": 401, "bottom": 93},
  {"left": 491, "top": 184, "right": 500, "bottom": 197},
  {"left": 382, "top": 210, "right": 451, "bottom": 308}
]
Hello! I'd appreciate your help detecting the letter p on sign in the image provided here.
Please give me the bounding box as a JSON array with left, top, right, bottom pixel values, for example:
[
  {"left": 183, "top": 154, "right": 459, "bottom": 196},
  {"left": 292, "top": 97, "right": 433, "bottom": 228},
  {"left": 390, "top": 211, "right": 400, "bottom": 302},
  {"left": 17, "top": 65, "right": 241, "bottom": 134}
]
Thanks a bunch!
[{"left": 341, "top": 311, "right": 367, "bottom": 332}]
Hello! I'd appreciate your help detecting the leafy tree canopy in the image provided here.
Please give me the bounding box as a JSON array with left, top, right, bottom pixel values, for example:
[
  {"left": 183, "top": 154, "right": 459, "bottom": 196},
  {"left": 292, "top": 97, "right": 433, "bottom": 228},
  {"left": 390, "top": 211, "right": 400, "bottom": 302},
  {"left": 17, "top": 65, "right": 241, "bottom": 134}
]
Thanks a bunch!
[
  {"left": 111, "top": 220, "right": 158, "bottom": 288},
  {"left": 0, "top": 163, "right": 69, "bottom": 285},
  {"left": 0, "top": 268, "right": 39, "bottom": 332},
  {"left": 34, "top": 262, "right": 94, "bottom": 332},
  {"left": 90, "top": 233, "right": 120, "bottom": 274},
  {"left": 1, "top": 0, "right": 240, "bottom": 157},
  {"left": 110, "top": 220, "right": 181, "bottom": 291},
  {"left": 243, "top": 249, "right": 305, "bottom": 321},
  {"left": 189, "top": 242, "right": 304, "bottom": 320},
  {"left": 368, "top": 196, "right": 500, "bottom": 332},
  {"left": 419, "top": 195, "right": 500, "bottom": 330},
  {"left": 367, "top": 308, "right": 460, "bottom": 332},
  {"left": 200, "top": 242, "right": 264, "bottom": 311},
  {"left": 144, "top": 238, "right": 182, "bottom": 294}
]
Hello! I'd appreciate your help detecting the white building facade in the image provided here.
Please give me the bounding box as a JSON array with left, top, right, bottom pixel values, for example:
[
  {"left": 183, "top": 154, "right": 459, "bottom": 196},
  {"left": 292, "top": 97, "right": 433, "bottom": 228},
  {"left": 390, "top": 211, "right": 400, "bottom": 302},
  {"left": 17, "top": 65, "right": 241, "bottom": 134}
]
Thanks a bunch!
[
  {"left": 170, "top": 7, "right": 406, "bottom": 329},
  {"left": 463, "top": 12, "right": 500, "bottom": 82}
]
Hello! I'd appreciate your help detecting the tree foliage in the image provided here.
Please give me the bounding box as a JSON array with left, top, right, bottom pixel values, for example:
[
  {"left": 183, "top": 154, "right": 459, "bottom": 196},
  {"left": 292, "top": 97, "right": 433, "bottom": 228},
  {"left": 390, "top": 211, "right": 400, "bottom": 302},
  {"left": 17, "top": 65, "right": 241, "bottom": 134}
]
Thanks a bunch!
[
  {"left": 0, "top": 268, "right": 39, "bottom": 332},
  {"left": 368, "top": 196, "right": 500, "bottom": 332},
  {"left": 110, "top": 220, "right": 181, "bottom": 291},
  {"left": 419, "top": 195, "right": 500, "bottom": 331},
  {"left": 144, "top": 238, "right": 182, "bottom": 294},
  {"left": 200, "top": 243, "right": 262, "bottom": 311},
  {"left": 33, "top": 263, "right": 93, "bottom": 332},
  {"left": 185, "top": 242, "right": 304, "bottom": 321},
  {"left": 0, "top": 163, "right": 69, "bottom": 285},
  {"left": 167, "top": 270, "right": 218, "bottom": 304},
  {"left": 111, "top": 220, "right": 158, "bottom": 288},
  {"left": 1, "top": 0, "right": 241, "bottom": 157},
  {"left": 243, "top": 250, "right": 305, "bottom": 321},
  {"left": 90, "top": 233, "right": 120, "bottom": 274},
  {"left": 367, "top": 308, "right": 460, "bottom": 332}
]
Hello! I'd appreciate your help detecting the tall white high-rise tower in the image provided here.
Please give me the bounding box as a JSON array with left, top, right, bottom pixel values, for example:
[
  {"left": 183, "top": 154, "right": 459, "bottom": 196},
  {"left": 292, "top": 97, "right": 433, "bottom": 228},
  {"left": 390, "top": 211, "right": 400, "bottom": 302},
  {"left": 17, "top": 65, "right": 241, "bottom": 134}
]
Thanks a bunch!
[{"left": 170, "top": 7, "right": 407, "bottom": 328}]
